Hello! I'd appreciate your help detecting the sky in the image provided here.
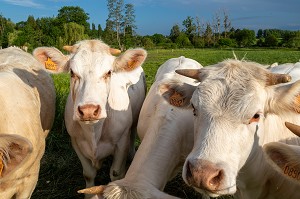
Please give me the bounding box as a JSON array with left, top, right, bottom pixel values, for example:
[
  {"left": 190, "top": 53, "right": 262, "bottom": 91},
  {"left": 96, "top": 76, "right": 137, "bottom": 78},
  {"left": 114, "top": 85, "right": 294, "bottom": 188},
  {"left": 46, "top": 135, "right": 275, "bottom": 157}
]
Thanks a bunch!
[{"left": 0, "top": 0, "right": 300, "bottom": 36}]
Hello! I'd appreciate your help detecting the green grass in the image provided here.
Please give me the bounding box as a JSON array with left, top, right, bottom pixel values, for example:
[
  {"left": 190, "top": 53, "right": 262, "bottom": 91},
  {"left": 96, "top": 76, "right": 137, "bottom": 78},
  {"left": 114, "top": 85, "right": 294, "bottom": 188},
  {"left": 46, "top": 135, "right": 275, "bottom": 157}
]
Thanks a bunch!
[{"left": 32, "top": 48, "right": 300, "bottom": 199}]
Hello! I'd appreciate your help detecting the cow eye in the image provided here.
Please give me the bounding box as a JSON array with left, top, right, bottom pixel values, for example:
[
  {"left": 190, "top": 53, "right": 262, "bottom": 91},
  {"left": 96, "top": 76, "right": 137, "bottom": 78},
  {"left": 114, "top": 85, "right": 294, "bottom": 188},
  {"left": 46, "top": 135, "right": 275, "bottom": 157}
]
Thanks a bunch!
[
  {"left": 70, "top": 69, "right": 79, "bottom": 79},
  {"left": 249, "top": 113, "right": 260, "bottom": 124},
  {"left": 104, "top": 70, "right": 112, "bottom": 80},
  {"left": 191, "top": 103, "right": 197, "bottom": 116}
]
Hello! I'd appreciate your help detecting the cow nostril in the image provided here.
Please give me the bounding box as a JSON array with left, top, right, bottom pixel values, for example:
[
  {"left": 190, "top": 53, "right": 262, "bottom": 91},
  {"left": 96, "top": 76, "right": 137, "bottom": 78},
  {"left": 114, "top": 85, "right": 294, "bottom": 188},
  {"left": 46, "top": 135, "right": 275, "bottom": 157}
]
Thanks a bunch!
[
  {"left": 78, "top": 106, "right": 84, "bottom": 116},
  {"left": 208, "top": 169, "right": 224, "bottom": 189},
  {"left": 93, "top": 105, "right": 100, "bottom": 116}
]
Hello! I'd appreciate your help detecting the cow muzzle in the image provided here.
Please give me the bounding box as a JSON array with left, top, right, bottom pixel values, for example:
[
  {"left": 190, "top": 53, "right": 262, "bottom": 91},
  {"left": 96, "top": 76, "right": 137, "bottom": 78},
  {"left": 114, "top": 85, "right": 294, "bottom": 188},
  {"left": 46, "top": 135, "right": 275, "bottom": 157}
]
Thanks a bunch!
[
  {"left": 184, "top": 159, "right": 235, "bottom": 196},
  {"left": 77, "top": 104, "right": 101, "bottom": 122}
]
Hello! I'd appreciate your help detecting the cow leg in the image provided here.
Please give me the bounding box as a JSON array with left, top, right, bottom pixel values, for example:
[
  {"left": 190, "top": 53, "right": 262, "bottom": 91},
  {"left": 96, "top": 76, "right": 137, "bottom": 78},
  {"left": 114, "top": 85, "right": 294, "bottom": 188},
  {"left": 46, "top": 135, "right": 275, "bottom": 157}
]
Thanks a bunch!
[
  {"left": 128, "top": 126, "right": 137, "bottom": 161},
  {"left": 71, "top": 139, "right": 99, "bottom": 199},
  {"left": 15, "top": 176, "right": 37, "bottom": 199},
  {"left": 110, "top": 129, "right": 131, "bottom": 181}
]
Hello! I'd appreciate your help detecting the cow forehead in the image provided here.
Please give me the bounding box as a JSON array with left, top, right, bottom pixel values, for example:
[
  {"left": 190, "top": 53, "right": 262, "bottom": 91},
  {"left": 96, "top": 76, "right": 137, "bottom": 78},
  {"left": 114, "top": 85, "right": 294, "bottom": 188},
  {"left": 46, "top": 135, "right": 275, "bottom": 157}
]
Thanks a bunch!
[
  {"left": 192, "top": 69, "right": 266, "bottom": 120},
  {"left": 70, "top": 49, "right": 115, "bottom": 75}
]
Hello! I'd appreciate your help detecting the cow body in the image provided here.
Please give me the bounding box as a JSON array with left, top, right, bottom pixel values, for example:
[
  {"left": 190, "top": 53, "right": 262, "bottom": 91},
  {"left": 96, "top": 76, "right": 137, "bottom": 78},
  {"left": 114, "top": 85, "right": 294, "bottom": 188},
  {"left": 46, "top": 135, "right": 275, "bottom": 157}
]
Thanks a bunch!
[
  {"left": 88, "top": 56, "right": 201, "bottom": 199},
  {"left": 33, "top": 40, "right": 147, "bottom": 199},
  {"left": 0, "top": 47, "right": 55, "bottom": 198},
  {"left": 162, "top": 59, "right": 300, "bottom": 198}
]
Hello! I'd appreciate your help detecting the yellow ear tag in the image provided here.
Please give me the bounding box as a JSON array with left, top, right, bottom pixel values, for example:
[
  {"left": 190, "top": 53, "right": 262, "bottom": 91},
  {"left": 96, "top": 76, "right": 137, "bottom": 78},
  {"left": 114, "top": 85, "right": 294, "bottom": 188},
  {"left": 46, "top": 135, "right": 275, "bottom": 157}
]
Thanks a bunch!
[
  {"left": 0, "top": 152, "right": 3, "bottom": 177},
  {"left": 45, "top": 57, "right": 57, "bottom": 71}
]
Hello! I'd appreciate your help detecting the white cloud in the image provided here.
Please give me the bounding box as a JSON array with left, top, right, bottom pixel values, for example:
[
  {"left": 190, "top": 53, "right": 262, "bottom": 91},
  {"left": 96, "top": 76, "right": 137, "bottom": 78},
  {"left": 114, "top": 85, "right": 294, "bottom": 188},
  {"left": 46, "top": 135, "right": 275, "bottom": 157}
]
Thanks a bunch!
[{"left": 2, "top": 0, "right": 44, "bottom": 8}]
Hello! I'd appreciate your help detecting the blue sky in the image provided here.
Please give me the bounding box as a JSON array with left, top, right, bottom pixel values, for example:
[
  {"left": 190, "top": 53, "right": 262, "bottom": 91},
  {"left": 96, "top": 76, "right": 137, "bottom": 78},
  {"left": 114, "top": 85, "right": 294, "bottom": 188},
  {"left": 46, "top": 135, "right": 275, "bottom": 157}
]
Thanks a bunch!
[{"left": 0, "top": 0, "right": 299, "bottom": 36}]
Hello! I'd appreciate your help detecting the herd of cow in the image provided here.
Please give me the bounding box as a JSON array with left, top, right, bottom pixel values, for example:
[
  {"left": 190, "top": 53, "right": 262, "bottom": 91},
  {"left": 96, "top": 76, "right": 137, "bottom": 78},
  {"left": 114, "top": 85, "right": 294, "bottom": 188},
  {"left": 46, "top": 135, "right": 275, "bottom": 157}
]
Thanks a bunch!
[{"left": 1, "top": 39, "right": 300, "bottom": 199}]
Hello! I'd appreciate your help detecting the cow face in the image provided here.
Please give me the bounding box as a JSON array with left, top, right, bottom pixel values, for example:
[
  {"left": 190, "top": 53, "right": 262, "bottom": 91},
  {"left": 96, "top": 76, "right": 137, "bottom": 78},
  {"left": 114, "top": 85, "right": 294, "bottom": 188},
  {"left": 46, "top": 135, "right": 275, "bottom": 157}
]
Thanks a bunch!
[
  {"left": 33, "top": 40, "right": 147, "bottom": 123},
  {"left": 160, "top": 59, "right": 298, "bottom": 197}
]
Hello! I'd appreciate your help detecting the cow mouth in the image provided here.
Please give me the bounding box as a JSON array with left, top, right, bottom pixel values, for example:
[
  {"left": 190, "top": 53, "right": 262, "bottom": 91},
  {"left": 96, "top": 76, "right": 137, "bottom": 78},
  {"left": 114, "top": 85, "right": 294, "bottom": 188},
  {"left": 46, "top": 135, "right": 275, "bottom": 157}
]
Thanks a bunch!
[
  {"left": 79, "top": 119, "right": 100, "bottom": 124},
  {"left": 192, "top": 184, "right": 237, "bottom": 197}
]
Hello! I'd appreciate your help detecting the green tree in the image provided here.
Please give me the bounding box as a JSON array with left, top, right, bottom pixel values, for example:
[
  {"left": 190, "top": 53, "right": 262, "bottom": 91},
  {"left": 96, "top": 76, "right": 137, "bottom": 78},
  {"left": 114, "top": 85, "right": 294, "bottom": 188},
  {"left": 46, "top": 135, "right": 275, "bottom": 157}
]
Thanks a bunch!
[
  {"left": 264, "top": 34, "right": 278, "bottom": 47},
  {"left": 63, "top": 22, "right": 87, "bottom": 45},
  {"left": 107, "top": 0, "right": 124, "bottom": 49},
  {"left": 175, "top": 33, "right": 192, "bottom": 48},
  {"left": 169, "top": 24, "right": 181, "bottom": 43},
  {"left": 182, "top": 16, "right": 196, "bottom": 41},
  {"left": 57, "top": 6, "right": 90, "bottom": 33},
  {"left": 234, "top": 29, "right": 256, "bottom": 47},
  {"left": 123, "top": 4, "right": 136, "bottom": 36},
  {"left": 204, "top": 23, "right": 213, "bottom": 47}
]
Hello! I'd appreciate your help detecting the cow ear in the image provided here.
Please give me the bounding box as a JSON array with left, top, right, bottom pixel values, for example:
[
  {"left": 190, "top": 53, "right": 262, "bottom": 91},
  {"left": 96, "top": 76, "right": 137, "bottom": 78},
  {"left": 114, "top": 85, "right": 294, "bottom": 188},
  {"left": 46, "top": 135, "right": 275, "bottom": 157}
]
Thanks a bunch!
[
  {"left": 33, "top": 47, "right": 70, "bottom": 73},
  {"left": 266, "top": 80, "right": 300, "bottom": 114},
  {"left": 263, "top": 142, "right": 300, "bottom": 182},
  {"left": 159, "top": 80, "right": 196, "bottom": 108},
  {"left": 0, "top": 134, "right": 32, "bottom": 178},
  {"left": 114, "top": 48, "right": 147, "bottom": 72}
]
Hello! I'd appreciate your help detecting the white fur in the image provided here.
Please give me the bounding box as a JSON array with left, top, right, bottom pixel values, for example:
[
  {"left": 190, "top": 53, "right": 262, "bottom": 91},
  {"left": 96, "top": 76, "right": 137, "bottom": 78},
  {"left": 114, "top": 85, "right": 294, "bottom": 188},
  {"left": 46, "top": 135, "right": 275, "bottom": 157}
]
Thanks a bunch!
[
  {"left": 167, "top": 59, "right": 300, "bottom": 198},
  {"left": 103, "top": 56, "right": 202, "bottom": 199}
]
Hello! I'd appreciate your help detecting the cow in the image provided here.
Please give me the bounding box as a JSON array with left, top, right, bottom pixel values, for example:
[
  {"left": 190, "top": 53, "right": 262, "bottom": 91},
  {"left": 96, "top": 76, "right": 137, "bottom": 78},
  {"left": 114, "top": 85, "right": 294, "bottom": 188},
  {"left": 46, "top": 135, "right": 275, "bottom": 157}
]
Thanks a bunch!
[
  {"left": 33, "top": 39, "right": 147, "bottom": 199},
  {"left": 160, "top": 59, "right": 300, "bottom": 198},
  {"left": 77, "top": 56, "right": 202, "bottom": 198},
  {"left": 264, "top": 122, "right": 300, "bottom": 185},
  {"left": 0, "top": 47, "right": 55, "bottom": 198}
]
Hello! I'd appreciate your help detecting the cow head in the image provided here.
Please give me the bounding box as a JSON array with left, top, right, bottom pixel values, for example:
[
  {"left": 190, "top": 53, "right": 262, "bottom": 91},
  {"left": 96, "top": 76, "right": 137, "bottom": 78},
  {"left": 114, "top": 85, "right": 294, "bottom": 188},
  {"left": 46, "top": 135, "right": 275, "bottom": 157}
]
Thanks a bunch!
[
  {"left": 160, "top": 59, "right": 300, "bottom": 197},
  {"left": 33, "top": 40, "right": 147, "bottom": 123}
]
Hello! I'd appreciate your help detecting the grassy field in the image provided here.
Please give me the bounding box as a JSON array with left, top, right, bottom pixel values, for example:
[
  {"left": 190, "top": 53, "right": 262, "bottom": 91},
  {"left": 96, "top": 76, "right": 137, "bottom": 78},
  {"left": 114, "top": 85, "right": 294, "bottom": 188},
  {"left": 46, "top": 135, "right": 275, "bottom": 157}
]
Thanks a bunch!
[{"left": 31, "top": 48, "right": 300, "bottom": 199}]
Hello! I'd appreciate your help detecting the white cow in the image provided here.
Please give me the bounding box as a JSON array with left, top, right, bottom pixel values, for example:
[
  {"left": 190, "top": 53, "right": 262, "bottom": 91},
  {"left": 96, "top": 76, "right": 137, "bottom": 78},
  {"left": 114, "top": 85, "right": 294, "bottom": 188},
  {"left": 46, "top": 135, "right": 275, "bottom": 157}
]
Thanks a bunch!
[
  {"left": 33, "top": 40, "right": 147, "bottom": 199},
  {"left": 78, "top": 56, "right": 202, "bottom": 198},
  {"left": 264, "top": 122, "right": 300, "bottom": 185},
  {"left": 0, "top": 47, "right": 55, "bottom": 198},
  {"left": 161, "top": 59, "right": 300, "bottom": 198}
]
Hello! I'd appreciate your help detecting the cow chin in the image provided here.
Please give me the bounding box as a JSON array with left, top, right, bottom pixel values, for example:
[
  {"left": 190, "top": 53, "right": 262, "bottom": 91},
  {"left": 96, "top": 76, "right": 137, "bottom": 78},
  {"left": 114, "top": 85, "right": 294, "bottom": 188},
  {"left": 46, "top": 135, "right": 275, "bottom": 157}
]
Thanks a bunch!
[
  {"left": 193, "top": 185, "right": 237, "bottom": 198},
  {"left": 80, "top": 119, "right": 100, "bottom": 124}
]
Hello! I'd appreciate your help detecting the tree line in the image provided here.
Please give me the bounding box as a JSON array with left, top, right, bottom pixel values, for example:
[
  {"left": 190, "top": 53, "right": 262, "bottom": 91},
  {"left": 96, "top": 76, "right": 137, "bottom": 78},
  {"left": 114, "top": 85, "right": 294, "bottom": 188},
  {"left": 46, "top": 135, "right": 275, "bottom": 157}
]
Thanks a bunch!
[{"left": 0, "top": 1, "right": 299, "bottom": 52}]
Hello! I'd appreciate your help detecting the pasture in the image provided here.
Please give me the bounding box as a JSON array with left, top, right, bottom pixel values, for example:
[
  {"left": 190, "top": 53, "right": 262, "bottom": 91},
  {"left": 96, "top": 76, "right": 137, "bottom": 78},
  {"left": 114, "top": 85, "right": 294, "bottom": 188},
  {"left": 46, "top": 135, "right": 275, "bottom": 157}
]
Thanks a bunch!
[{"left": 31, "top": 48, "right": 300, "bottom": 199}]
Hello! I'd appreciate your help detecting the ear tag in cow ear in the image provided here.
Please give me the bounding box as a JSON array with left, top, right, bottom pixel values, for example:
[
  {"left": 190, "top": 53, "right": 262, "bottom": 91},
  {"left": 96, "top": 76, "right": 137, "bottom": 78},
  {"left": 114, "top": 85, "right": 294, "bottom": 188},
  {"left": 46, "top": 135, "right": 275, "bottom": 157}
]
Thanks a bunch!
[
  {"left": 0, "top": 152, "right": 4, "bottom": 177},
  {"left": 45, "top": 57, "right": 57, "bottom": 71},
  {"left": 170, "top": 91, "right": 184, "bottom": 107}
]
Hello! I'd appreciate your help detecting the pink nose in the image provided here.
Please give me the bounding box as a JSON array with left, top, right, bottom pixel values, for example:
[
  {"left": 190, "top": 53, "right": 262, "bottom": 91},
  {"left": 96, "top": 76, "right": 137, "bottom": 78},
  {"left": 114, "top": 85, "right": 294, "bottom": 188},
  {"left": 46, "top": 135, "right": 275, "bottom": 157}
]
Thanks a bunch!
[
  {"left": 77, "top": 104, "right": 101, "bottom": 121},
  {"left": 185, "top": 159, "right": 224, "bottom": 192}
]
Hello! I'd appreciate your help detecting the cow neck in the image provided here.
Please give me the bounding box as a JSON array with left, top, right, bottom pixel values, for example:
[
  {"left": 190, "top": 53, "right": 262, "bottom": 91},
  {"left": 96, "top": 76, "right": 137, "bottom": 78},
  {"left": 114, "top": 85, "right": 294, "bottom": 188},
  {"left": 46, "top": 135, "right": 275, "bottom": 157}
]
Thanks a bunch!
[
  {"left": 238, "top": 148, "right": 300, "bottom": 198},
  {"left": 80, "top": 120, "right": 105, "bottom": 159},
  {"left": 237, "top": 124, "right": 300, "bottom": 198},
  {"left": 125, "top": 109, "right": 193, "bottom": 190}
]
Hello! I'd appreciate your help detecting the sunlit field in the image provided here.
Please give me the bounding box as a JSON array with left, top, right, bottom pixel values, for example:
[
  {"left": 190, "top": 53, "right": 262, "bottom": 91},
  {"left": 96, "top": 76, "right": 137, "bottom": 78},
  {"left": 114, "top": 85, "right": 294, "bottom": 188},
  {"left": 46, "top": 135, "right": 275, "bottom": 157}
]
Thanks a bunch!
[{"left": 32, "top": 48, "right": 300, "bottom": 199}]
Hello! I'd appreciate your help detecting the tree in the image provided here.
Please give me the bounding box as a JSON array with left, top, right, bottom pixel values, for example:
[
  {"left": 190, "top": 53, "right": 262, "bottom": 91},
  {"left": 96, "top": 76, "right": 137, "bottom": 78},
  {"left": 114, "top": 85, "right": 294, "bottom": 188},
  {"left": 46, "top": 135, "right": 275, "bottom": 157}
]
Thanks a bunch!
[
  {"left": 63, "top": 22, "right": 87, "bottom": 45},
  {"left": 204, "top": 23, "right": 213, "bottom": 47},
  {"left": 182, "top": 16, "right": 196, "bottom": 41},
  {"left": 169, "top": 24, "right": 181, "bottom": 43},
  {"left": 223, "top": 9, "right": 231, "bottom": 38},
  {"left": 107, "top": 0, "right": 124, "bottom": 49},
  {"left": 264, "top": 34, "right": 278, "bottom": 47},
  {"left": 123, "top": 4, "right": 136, "bottom": 36},
  {"left": 235, "top": 29, "right": 256, "bottom": 47},
  {"left": 57, "top": 6, "right": 90, "bottom": 33},
  {"left": 257, "top": 29, "right": 263, "bottom": 38},
  {"left": 175, "top": 33, "right": 192, "bottom": 48}
]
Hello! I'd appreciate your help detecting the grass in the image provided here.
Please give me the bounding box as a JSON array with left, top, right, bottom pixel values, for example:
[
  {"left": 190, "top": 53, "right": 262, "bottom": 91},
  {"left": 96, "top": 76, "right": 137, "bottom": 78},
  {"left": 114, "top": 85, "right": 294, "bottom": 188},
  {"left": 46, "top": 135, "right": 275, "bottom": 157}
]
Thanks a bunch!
[{"left": 31, "top": 48, "right": 300, "bottom": 199}]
